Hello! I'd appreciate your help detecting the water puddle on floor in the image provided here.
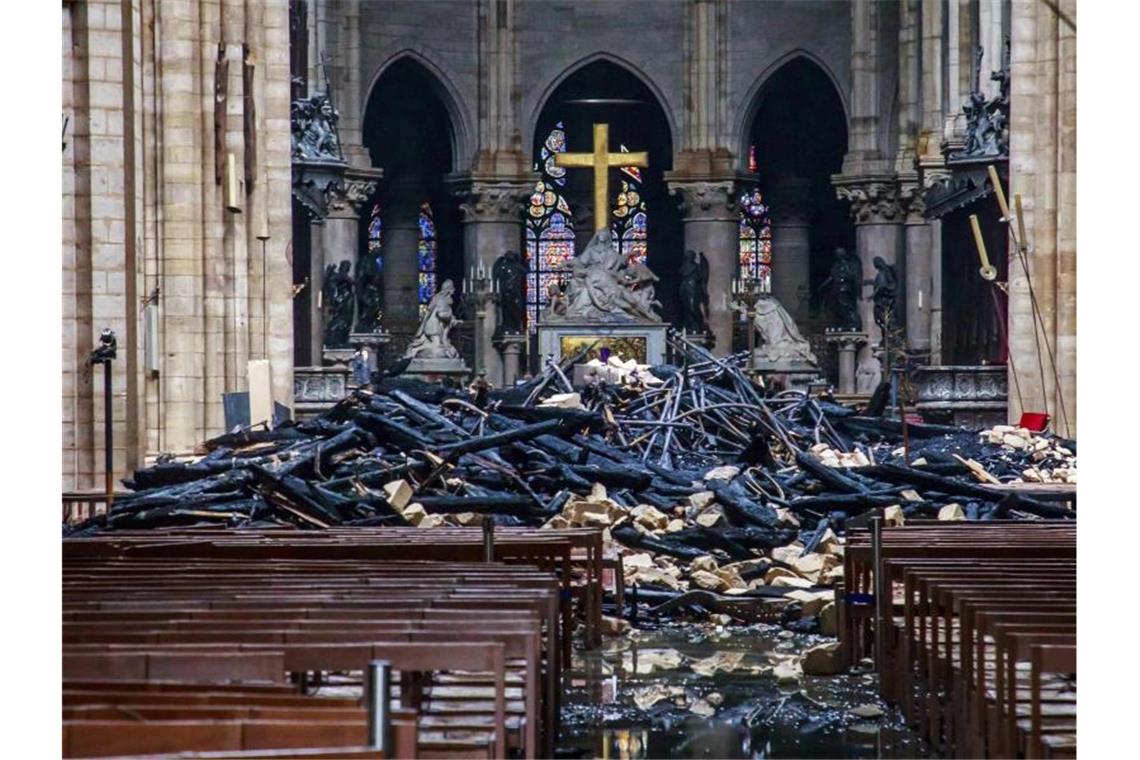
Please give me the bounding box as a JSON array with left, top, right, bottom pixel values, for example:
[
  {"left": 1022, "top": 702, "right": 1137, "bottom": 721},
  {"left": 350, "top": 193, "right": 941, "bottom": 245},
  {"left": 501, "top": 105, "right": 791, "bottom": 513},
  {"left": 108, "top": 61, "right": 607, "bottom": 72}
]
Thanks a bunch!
[{"left": 557, "top": 623, "right": 929, "bottom": 759}]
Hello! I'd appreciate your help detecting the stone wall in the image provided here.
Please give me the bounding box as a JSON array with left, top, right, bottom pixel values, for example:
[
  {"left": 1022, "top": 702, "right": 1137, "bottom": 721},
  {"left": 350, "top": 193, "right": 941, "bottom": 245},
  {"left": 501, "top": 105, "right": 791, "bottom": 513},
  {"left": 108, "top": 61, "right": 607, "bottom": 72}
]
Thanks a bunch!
[
  {"left": 1008, "top": 0, "right": 1077, "bottom": 437},
  {"left": 62, "top": 0, "right": 295, "bottom": 490}
]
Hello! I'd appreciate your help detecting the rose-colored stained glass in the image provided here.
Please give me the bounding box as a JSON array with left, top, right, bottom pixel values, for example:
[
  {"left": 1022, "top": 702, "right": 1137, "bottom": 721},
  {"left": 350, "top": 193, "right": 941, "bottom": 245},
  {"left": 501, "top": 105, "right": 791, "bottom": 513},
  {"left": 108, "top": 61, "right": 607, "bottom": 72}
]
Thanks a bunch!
[
  {"left": 612, "top": 179, "right": 648, "bottom": 266},
  {"left": 526, "top": 125, "right": 575, "bottom": 331},
  {"left": 738, "top": 188, "right": 772, "bottom": 292}
]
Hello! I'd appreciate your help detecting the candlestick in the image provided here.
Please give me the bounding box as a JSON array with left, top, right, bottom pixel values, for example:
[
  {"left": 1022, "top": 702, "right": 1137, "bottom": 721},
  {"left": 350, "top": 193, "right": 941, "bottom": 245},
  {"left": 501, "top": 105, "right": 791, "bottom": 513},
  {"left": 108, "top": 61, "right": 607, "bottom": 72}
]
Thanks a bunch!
[
  {"left": 969, "top": 214, "right": 997, "bottom": 281},
  {"left": 1013, "top": 193, "right": 1028, "bottom": 253},
  {"left": 987, "top": 164, "right": 1010, "bottom": 220}
]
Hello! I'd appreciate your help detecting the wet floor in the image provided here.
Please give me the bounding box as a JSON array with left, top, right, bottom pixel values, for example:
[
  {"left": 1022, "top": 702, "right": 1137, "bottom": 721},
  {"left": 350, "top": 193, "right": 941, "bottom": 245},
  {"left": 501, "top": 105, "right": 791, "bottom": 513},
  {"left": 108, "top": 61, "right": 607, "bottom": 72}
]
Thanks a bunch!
[{"left": 557, "top": 623, "right": 929, "bottom": 759}]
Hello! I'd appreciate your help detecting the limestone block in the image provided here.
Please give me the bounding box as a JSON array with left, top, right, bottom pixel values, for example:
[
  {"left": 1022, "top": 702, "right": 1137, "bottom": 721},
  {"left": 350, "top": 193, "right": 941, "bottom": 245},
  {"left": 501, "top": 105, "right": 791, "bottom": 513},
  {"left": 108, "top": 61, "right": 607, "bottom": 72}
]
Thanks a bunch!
[
  {"left": 938, "top": 503, "right": 965, "bottom": 521},
  {"left": 819, "top": 601, "right": 838, "bottom": 636},
  {"left": 383, "top": 479, "right": 413, "bottom": 510},
  {"left": 801, "top": 641, "right": 842, "bottom": 675}
]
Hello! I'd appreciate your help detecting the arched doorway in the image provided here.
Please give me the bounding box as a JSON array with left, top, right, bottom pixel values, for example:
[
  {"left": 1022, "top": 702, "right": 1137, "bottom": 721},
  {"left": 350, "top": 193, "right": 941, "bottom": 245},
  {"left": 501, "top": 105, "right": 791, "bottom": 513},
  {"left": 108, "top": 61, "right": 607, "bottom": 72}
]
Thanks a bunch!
[
  {"left": 362, "top": 58, "right": 462, "bottom": 349},
  {"left": 528, "top": 60, "right": 681, "bottom": 348},
  {"left": 740, "top": 57, "right": 850, "bottom": 343}
]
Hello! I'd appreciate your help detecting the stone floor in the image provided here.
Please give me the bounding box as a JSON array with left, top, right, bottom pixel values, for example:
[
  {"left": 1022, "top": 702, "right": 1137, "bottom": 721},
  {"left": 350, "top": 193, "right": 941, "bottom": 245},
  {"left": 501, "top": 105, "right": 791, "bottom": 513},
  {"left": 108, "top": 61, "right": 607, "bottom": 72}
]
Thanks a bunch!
[{"left": 556, "top": 623, "right": 930, "bottom": 759}]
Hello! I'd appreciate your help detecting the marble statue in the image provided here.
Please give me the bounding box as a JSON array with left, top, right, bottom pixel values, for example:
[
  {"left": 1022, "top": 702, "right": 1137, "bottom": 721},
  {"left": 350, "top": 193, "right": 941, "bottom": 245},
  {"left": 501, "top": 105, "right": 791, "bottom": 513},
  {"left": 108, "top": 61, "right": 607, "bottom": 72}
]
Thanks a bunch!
[
  {"left": 750, "top": 294, "right": 818, "bottom": 366},
  {"left": 493, "top": 250, "right": 526, "bottom": 334},
  {"left": 404, "top": 279, "right": 460, "bottom": 360},
  {"left": 678, "top": 249, "right": 710, "bottom": 334},
  {"left": 868, "top": 256, "right": 899, "bottom": 331},
  {"left": 322, "top": 260, "right": 354, "bottom": 348},
  {"left": 820, "top": 247, "right": 863, "bottom": 331},
  {"left": 544, "top": 229, "right": 661, "bottom": 323}
]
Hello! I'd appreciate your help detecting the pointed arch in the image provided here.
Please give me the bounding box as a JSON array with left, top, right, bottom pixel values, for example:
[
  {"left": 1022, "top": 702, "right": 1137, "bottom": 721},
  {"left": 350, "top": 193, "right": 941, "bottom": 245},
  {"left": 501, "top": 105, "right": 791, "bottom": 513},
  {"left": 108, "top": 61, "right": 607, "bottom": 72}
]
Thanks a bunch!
[
  {"left": 364, "top": 48, "right": 475, "bottom": 171},
  {"left": 733, "top": 49, "right": 850, "bottom": 171},
  {"left": 524, "top": 51, "right": 677, "bottom": 157}
]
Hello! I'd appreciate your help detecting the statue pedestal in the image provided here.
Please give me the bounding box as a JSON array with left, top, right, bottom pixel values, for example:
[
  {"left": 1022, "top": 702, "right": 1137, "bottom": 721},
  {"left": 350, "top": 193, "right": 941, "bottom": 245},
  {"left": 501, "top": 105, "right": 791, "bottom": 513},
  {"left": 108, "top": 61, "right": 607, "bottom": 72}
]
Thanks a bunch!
[
  {"left": 403, "top": 357, "right": 471, "bottom": 384},
  {"left": 751, "top": 358, "right": 821, "bottom": 392},
  {"left": 825, "top": 330, "right": 868, "bottom": 395},
  {"left": 537, "top": 322, "right": 668, "bottom": 366},
  {"left": 494, "top": 332, "right": 527, "bottom": 387},
  {"left": 293, "top": 365, "right": 350, "bottom": 419},
  {"left": 322, "top": 347, "right": 355, "bottom": 366}
]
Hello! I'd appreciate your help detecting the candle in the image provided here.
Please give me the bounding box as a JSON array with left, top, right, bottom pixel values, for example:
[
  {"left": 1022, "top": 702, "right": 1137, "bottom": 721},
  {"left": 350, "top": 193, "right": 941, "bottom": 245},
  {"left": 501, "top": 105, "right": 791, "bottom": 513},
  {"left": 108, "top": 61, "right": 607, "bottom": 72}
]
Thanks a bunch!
[
  {"left": 969, "top": 214, "right": 997, "bottom": 281},
  {"left": 1013, "top": 193, "right": 1028, "bottom": 252},
  {"left": 987, "top": 164, "right": 1011, "bottom": 220}
]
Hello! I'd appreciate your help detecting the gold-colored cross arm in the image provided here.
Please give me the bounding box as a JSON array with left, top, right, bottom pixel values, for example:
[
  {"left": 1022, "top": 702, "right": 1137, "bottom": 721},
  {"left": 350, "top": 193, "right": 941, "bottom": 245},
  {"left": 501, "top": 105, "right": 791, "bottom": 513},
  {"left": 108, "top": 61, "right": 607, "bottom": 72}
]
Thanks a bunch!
[{"left": 554, "top": 123, "right": 648, "bottom": 231}]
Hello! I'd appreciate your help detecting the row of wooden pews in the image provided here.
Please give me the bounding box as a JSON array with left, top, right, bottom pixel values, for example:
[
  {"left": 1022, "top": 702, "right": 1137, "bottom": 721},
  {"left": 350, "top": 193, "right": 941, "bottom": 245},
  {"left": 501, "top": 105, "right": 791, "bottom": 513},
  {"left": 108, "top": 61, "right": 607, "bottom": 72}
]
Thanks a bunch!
[
  {"left": 841, "top": 521, "right": 1076, "bottom": 758},
  {"left": 63, "top": 526, "right": 606, "bottom": 759}
]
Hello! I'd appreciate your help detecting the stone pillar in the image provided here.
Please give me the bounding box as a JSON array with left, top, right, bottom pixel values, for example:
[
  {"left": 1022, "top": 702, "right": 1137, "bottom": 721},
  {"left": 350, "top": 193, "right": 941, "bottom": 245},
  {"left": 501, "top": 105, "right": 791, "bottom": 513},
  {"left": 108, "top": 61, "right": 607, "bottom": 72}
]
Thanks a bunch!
[
  {"left": 1007, "top": 0, "right": 1076, "bottom": 435},
  {"left": 668, "top": 180, "right": 738, "bottom": 355},
  {"left": 449, "top": 179, "right": 530, "bottom": 382},
  {"left": 834, "top": 178, "right": 904, "bottom": 371},
  {"left": 335, "top": 0, "right": 368, "bottom": 165},
  {"left": 826, "top": 333, "right": 868, "bottom": 395},
  {"left": 380, "top": 177, "right": 427, "bottom": 346},
  {"left": 766, "top": 177, "right": 812, "bottom": 325},
  {"left": 309, "top": 171, "right": 377, "bottom": 355},
  {"left": 496, "top": 333, "right": 527, "bottom": 388},
  {"left": 900, "top": 184, "right": 932, "bottom": 355}
]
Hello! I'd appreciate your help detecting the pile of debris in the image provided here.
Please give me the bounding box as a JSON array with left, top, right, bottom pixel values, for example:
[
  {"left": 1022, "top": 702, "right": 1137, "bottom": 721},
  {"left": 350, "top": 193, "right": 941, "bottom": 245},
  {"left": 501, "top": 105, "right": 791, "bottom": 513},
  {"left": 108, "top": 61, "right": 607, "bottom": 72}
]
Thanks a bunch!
[{"left": 66, "top": 338, "right": 1074, "bottom": 630}]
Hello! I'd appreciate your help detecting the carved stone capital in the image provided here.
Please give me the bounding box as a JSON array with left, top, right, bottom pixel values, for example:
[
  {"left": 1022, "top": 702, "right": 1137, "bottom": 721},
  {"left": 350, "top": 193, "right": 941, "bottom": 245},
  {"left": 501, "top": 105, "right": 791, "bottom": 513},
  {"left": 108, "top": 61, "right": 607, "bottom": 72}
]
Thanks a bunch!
[
  {"left": 833, "top": 175, "right": 903, "bottom": 225},
  {"left": 897, "top": 180, "right": 927, "bottom": 224},
  {"left": 449, "top": 179, "right": 532, "bottom": 224},
  {"left": 324, "top": 176, "right": 378, "bottom": 217},
  {"left": 668, "top": 179, "right": 737, "bottom": 221}
]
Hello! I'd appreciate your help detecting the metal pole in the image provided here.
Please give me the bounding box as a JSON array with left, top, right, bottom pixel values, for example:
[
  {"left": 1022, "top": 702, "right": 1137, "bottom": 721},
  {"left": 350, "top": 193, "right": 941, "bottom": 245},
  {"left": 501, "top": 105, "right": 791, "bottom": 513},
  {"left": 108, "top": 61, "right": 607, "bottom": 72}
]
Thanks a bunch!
[
  {"left": 871, "top": 515, "right": 884, "bottom": 674},
  {"left": 365, "top": 659, "right": 392, "bottom": 752},
  {"left": 482, "top": 515, "right": 495, "bottom": 563},
  {"left": 103, "top": 359, "right": 114, "bottom": 517},
  {"left": 261, "top": 238, "right": 268, "bottom": 359}
]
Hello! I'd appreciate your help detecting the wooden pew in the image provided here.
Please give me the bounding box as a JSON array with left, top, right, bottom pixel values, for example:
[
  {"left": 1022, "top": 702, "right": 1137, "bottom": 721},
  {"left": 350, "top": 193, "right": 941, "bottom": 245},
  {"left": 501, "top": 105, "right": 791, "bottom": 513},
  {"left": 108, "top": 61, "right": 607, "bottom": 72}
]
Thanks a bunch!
[{"left": 841, "top": 523, "right": 1077, "bottom": 758}]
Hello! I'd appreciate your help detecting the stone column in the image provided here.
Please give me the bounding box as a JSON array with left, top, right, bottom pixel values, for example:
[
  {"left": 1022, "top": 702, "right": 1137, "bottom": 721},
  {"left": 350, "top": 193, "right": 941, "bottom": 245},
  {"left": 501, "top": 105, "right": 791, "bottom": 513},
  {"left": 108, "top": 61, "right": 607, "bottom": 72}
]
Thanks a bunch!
[
  {"left": 380, "top": 177, "right": 427, "bottom": 346},
  {"left": 834, "top": 177, "right": 904, "bottom": 376},
  {"left": 309, "top": 171, "right": 377, "bottom": 356},
  {"left": 335, "top": 0, "right": 368, "bottom": 166},
  {"left": 1007, "top": 0, "right": 1076, "bottom": 435},
  {"left": 449, "top": 178, "right": 530, "bottom": 382},
  {"left": 496, "top": 333, "right": 527, "bottom": 388},
  {"left": 669, "top": 180, "right": 738, "bottom": 356},
  {"left": 900, "top": 184, "right": 933, "bottom": 355},
  {"left": 766, "top": 177, "right": 812, "bottom": 325}
]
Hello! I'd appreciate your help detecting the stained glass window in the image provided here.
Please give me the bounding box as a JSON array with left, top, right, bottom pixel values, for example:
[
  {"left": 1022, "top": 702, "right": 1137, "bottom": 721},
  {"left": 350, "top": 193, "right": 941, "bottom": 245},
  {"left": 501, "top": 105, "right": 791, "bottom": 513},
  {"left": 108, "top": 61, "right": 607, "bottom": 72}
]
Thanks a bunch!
[
  {"left": 739, "top": 187, "right": 772, "bottom": 292},
  {"left": 417, "top": 202, "right": 437, "bottom": 316},
  {"left": 367, "top": 202, "right": 383, "bottom": 270},
  {"left": 525, "top": 123, "right": 575, "bottom": 331},
  {"left": 612, "top": 158, "right": 647, "bottom": 267}
]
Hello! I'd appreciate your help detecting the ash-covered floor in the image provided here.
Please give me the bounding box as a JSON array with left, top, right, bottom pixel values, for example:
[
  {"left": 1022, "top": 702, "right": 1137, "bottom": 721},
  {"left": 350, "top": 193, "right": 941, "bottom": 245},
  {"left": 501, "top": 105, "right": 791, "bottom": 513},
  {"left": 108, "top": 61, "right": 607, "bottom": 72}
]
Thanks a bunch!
[{"left": 557, "top": 623, "right": 929, "bottom": 759}]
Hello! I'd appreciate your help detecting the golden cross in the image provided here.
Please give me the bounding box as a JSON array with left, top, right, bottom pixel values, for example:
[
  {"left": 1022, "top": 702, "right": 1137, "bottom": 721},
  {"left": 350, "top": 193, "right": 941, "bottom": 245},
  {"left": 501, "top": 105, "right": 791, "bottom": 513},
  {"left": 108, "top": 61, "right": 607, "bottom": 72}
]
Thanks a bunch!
[{"left": 554, "top": 123, "right": 649, "bottom": 232}]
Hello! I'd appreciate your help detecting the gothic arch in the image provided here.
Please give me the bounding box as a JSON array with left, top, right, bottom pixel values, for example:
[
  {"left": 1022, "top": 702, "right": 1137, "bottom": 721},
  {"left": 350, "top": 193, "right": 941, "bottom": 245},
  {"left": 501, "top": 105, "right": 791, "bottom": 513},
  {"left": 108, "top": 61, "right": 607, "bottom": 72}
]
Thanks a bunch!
[
  {"left": 524, "top": 52, "right": 677, "bottom": 156},
  {"left": 364, "top": 48, "right": 475, "bottom": 171},
  {"left": 733, "top": 49, "right": 849, "bottom": 171}
]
